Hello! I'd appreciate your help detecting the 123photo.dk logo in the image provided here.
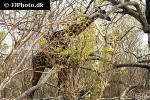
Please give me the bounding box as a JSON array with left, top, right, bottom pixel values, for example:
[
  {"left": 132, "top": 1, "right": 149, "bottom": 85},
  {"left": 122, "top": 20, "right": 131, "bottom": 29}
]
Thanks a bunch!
[
  {"left": 0, "top": 0, "right": 50, "bottom": 10},
  {"left": 11, "top": 2, "right": 43, "bottom": 8}
]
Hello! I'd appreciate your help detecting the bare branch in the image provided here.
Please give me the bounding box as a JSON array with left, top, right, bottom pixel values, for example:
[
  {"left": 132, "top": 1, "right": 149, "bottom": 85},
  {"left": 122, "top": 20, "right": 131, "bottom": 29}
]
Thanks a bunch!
[
  {"left": 119, "top": 26, "right": 136, "bottom": 41},
  {"left": 84, "top": 0, "right": 94, "bottom": 14},
  {"left": 115, "top": 63, "right": 150, "bottom": 71},
  {"left": 121, "top": 85, "right": 141, "bottom": 99},
  {"left": 123, "top": 50, "right": 141, "bottom": 59},
  {"left": 16, "top": 68, "right": 56, "bottom": 100},
  {"left": 107, "top": 0, "right": 150, "bottom": 32},
  {"left": 138, "top": 60, "right": 150, "bottom": 63}
]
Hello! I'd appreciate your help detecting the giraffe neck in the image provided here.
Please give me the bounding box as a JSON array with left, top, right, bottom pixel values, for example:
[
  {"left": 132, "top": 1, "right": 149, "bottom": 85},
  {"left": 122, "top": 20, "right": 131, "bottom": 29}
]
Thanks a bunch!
[
  {"left": 44, "top": 16, "right": 95, "bottom": 43},
  {"left": 67, "top": 17, "right": 94, "bottom": 36}
]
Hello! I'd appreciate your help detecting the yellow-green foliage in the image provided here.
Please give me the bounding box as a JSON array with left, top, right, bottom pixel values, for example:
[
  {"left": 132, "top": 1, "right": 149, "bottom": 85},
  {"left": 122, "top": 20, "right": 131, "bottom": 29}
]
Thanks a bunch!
[
  {"left": 40, "top": 17, "right": 97, "bottom": 66},
  {"left": 67, "top": 26, "right": 96, "bottom": 64},
  {"left": 39, "top": 37, "right": 47, "bottom": 47},
  {"left": 0, "top": 31, "right": 9, "bottom": 50},
  {"left": 0, "top": 31, "right": 5, "bottom": 39}
]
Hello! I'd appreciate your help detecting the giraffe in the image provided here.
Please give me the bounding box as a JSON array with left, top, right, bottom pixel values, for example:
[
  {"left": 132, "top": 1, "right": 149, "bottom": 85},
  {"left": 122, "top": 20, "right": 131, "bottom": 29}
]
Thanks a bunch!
[{"left": 29, "top": 7, "right": 111, "bottom": 99}]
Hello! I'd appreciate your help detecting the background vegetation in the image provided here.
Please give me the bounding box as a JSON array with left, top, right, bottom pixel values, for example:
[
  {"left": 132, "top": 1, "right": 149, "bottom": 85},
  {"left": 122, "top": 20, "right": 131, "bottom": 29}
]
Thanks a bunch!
[{"left": 0, "top": 0, "right": 150, "bottom": 99}]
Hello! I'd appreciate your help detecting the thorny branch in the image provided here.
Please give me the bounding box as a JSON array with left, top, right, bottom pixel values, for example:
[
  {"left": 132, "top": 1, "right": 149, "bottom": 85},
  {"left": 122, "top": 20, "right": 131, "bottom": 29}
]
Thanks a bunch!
[{"left": 106, "top": 0, "right": 150, "bottom": 32}]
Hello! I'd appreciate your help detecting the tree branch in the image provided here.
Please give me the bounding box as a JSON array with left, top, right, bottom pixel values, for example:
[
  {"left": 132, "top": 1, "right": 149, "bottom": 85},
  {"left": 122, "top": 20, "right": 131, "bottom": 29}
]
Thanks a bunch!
[
  {"left": 16, "top": 68, "right": 56, "bottom": 100},
  {"left": 138, "top": 60, "right": 150, "bottom": 63},
  {"left": 115, "top": 63, "right": 150, "bottom": 71},
  {"left": 84, "top": 0, "right": 94, "bottom": 14},
  {"left": 107, "top": 0, "right": 150, "bottom": 32},
  {"left": 120, "top": 85, "right": 141, "bottom": 99}
]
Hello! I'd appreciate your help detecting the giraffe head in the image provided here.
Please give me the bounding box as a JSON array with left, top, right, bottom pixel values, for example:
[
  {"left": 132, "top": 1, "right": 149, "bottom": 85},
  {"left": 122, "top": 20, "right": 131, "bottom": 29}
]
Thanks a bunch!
[{"left": 89, "top": 6, "right": 111, "bottom": 21}]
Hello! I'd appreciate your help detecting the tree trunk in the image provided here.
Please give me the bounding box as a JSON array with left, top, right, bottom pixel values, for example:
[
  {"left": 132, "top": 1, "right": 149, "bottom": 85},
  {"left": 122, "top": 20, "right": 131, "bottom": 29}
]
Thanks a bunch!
[{"left": 146, "top": 0, "right": 150, "bottom": 47}]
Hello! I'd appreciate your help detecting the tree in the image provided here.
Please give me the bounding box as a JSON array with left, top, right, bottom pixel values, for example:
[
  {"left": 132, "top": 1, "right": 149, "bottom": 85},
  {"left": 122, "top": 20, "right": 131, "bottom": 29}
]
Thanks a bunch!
[
  {"left": 0, "top": 0, "right": 150, "bottom": 99},
  {"left": 146, "top": 0, "right": 150, "bottom": 47}
]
